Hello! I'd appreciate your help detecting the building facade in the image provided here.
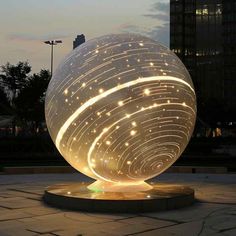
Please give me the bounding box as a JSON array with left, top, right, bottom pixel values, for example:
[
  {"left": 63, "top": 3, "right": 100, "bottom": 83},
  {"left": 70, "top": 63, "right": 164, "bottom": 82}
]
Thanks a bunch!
[
  {"left": 170, "top": 0, "right": 236, "bottom": 119},
  {"left": 73, "top": 34, "right": 85, "bottom": 49}
]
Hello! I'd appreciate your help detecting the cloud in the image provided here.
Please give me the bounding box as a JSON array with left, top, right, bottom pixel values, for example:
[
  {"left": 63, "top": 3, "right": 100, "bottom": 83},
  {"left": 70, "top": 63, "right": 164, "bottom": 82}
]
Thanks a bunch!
[
  {"left": 143, "top": 1, "right": 170, "bottom": 46},
  {"left": 143, "top": 13, "right": 169, "bottom": 21},
  {"left": 7, "top": 33, "right": 70, "bottom": 43},
  {"left": 150, "top": 2, "right": 169, "bottom": 13},
  {"left": 146, "top": 23, "right": 169, "bottom": 46},
  {"left": 117, "top": 23, "right": 147, "bottom": 35}
]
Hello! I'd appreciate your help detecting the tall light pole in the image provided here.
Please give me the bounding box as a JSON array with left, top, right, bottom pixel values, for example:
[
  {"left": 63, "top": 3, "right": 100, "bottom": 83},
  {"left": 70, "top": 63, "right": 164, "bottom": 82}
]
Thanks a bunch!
[{"left": 44, "top": 40, "right": 62, "bottom": 76}]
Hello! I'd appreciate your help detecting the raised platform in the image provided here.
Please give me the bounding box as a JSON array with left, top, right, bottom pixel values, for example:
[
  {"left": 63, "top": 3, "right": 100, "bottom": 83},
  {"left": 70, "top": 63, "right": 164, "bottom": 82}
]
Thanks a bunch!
[{"left": 43, "top": 182, "right": 194, "bottom": 213}]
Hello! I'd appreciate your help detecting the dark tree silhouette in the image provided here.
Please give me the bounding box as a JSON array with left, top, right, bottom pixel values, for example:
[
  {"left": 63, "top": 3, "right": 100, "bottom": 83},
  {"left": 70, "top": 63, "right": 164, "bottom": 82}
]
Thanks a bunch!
[
  {"left": 0, "top": 61, "right": 31, "bottom": 102},
  {"left": 0, "top": 87, "right": 11, "bottom": 115},
  {"left": 15, "top": 69, "right": 51, "bottom": 133},
  {"left": 0, "top": 62, "right": 50, "bottom": 135}
]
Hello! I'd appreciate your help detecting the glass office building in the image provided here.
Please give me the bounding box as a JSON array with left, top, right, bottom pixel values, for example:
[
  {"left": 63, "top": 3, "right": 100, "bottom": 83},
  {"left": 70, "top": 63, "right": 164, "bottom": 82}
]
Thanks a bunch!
[{"left": 170, "top": 0, "right": 236, "bottom": 114}]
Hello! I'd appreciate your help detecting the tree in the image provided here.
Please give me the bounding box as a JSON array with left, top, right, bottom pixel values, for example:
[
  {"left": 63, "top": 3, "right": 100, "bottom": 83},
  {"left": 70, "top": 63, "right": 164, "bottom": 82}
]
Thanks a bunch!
[
  {"left": 15, "top": 69, "right": 51, "bottom": 133},
  {"left": 0, "top": 87, "right": 11, "bottom": 115},
  {"left": 0, "top": 62, "right": 50, "bottom": 135},
  {"left": 0, "top": 61, "right": 31, "bottom": 103},
  {"left": 0, "top": 61, "right": 31, "bottom": 135}
]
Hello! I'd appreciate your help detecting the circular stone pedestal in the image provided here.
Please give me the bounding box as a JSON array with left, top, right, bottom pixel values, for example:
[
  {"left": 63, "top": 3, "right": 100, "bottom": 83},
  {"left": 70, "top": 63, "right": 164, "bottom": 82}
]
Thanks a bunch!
[{"left": 43, "top": 182, "right": 194, "bottom": 213}]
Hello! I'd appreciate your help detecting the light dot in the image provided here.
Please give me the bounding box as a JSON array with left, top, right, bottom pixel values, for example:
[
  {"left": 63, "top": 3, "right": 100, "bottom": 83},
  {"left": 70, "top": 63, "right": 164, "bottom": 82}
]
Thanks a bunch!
[
  {"left": 182, "top": 102, "right": 187, "bottom": 106},
  {"left": 146, "top": 195, "right": 151, "bottom": 198},
  {"left": 118, "top": 101, "right": 124, "bottom": 106},
  {"left": 97, "top": 112, "right": 101, "bottom": 116},
  {"left": 95, "top": 50, "right": 99, "bottom": 53},
  {"left": 165, "top": 62, "right": 169, "bottom": 66},
  {"left": 132, "top": 121, "right": 137, "bottom": 127},
  {"left": 106, "top": 140, "right": 111, "bottom": 145},
  {"left": 67, "top": 191, "right": 71, "bottom": 195},
  {"left": 167, "top": 100, "right": 170, "bottom": 103},
  {"left": 125, "top": 142, "right": 129, "bottom": 146},
  {"left": 82, "top": 82, "right": 86, "bottom": 87},
  {"left": 130, "top": 130, "right": 137, "bottom": 136},
  {"left": 106, "top": 112, "right": 111, "bottom": 116},
  {"left": 126, "top": 114, "right": 131, "bottom": 118},
  {"left": 65, "top": 99, "right": 68, "bottom": 102},
  {"left": 144, "top": 89, "right": 150, "bottom": 95},
  {"left": 99, "top": 88, "right": 104, "bottom": 94},
  {"left": 116, "top": 126, "right": 120, "bottom": 129},
  {"left": 127, "top": 161, "right": 132, "bottom": 165},
  {"left": 137, "top": 59, "right": 140, "bottom": 62},
  {"left": 139, "top": 42, "right": 144, "bottom": 46},
  {"left": 150, "top": 62, "right": 154, "bottom": 66},
  {"left": 64, "top": 89, "right": 68, "bottom": 95},
  {"left": 73, "top": 137, "right": 76, "bottom": 141}
]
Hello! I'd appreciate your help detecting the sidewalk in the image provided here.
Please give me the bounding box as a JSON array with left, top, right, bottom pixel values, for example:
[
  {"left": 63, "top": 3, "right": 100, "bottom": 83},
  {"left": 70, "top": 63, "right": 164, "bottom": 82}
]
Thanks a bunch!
[{"left": 0, "top": 173, "right": 235, "bottom": 236}]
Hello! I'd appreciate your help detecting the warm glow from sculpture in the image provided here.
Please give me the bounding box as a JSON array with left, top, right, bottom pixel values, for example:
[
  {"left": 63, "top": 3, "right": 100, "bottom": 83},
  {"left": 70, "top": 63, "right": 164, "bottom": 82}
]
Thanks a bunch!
[{"left": 45, "top": 34, "right": 196, "bottom": 192}]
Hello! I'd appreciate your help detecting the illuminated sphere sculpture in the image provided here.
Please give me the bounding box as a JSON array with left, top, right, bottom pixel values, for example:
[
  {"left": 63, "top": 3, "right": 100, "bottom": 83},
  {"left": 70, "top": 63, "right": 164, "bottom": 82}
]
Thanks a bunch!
[{"left": 45, "top": 34, "right": 196, "bottom": 192}]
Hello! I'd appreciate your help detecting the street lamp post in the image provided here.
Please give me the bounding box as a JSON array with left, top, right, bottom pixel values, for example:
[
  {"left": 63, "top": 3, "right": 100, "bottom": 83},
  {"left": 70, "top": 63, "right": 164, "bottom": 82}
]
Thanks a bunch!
[{"left": 44, "top": 40, "right": 62, "bottom": 76}]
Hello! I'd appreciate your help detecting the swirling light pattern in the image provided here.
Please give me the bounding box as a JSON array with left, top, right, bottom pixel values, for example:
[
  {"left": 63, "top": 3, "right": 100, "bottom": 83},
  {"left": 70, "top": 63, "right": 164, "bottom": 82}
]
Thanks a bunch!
[{"left": 45, "top": 34, "right": 196, "bottom": 192}]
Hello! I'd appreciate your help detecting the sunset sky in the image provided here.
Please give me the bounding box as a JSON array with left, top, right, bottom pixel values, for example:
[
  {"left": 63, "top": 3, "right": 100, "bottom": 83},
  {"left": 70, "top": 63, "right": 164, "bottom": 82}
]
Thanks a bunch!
[{"left": 0, "top": 0, "right": 169, "bottom": 73}]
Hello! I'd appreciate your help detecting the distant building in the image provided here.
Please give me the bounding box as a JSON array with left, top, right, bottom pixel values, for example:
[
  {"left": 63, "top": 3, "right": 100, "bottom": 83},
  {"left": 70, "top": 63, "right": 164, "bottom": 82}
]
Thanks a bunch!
[
  {"left": 73, "top": 34, "right": 85, "bottom": 49},
  {"left": 170, "top": 0, "right": 236, "bottom": 112}
]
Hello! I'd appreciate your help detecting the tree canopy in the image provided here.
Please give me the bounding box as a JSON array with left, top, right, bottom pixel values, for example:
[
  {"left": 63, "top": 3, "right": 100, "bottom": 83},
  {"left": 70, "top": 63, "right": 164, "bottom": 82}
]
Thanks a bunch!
[{"left": 0, "top": 61, "right": 50, "bottom": 135}]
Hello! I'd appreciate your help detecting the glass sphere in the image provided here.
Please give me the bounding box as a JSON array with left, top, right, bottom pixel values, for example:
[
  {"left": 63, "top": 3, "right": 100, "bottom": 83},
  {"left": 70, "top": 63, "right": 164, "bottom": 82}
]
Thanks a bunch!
[{"left": 45, "top": 34, "right": 196, "bottom": 190}]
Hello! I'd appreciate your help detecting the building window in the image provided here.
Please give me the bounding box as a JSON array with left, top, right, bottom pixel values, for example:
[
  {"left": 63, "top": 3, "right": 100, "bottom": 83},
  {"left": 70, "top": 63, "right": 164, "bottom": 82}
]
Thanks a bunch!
[{"left": 202, "top": 7, "right": 208, "bottom": 15}]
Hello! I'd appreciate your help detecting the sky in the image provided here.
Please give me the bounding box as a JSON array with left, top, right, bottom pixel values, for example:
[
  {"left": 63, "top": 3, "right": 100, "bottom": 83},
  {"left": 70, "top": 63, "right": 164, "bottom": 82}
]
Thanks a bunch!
[{"left": 0, "top": 0, "right": 169, "bottom": 73}]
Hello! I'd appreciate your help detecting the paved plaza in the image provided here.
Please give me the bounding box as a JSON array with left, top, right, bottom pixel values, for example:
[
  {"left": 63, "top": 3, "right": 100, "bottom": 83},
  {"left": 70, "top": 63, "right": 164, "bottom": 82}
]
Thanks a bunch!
[{"left": 0, "top": 173, "right": 235, "bottom": 236}]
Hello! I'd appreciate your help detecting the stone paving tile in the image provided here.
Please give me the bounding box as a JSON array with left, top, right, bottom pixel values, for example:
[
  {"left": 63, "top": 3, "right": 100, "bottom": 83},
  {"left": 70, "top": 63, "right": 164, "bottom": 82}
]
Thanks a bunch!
[
  {"left": 31, "top": 212, "right": 95, "bottom": 230},
  {"left": 194, "top": 184, "right": 236, "bottom": 204},
  {"left": 0, "top": 220, "right": 24, "bottom": 230},
  {"left": 17, "top": 217, "right": 39, "bottom": 223},
  {"left": 6, "top": 189, "right": 42, "bottom": 200},
  {"left": 198, "top": 207, "right": 236, "bottom": 236},
  {"left": 142, "top": 202, "right": 232, "bottom": 223},
  {"left": 118, "top": 216, "right": 175, "bottom": 227},
  {"left": 0, "top": 173, "right": 235, "bottom": 236},
  {"left": 55, "top": 228, "right": 116, "bottom": 236},
  {"left": 223, "top": 228, "right": 236, "bottom": 236},
  {"left": 0, "top": 230, "right": 10, "bottom": 236},
  {"left": 0, "top": 228, "right": 36, "bottom": 236},
  {"left": 134, "top": 220, "right": 205, "bottom": 236},
  {"left": 63, "top": 212, "right": 134, "bottom": 223},
  {"left": 25, "top": 221, "right": 64, "bottom": 234},
  {"left": 0, "top": 209, "right": 34, "bottom": 221},
  {"left": 93, "top": 220, "right": 160, "bottom": 235},
  {"left": 21, "top": 205, "right": 60, "bottom": 216},
  {"left": 0, "top": 196, "right": 41, "bottom": 209}
]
